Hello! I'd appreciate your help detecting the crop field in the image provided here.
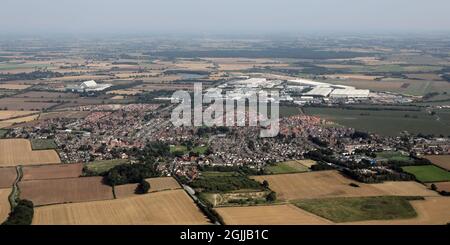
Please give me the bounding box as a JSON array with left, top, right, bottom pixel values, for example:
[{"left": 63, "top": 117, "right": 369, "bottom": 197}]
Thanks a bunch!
[
  {"left": 30, "top": 139, "right": 57, "bottom": 150},
  {"left": 424, "top": 155, "right": 450, "bottom": 171},
  {"left": 32, "top": 189, "right": 210, "bottom": 225},
  {"left": 39, "top": 111, "right": 90, "bottom": 120},
  {"left": 13, "top": 91, "right": 78, "bottom": 99},
  {"left": 402, "top": 165, "right": 450, "bottom": 182},
  {"left": 0, "top": 167, "right": 17, "bottom": 188},
  {"left": 0, "top": 84, "right": 31, "bottom": 90},
  {"left": 295, "top": 196, "right": 417, "bottom": 223},
  {"left": 0, "top": 98, "right": 58, "bottom": 111},
  {"left": 427, "top": 182, "right": 450, "bottom": 192},
  {"left": 0, "top": 114, "right": 40, "bottom": 128},
  {"left": 19, "top": 176, "right": 113, "bottom": 206},
  {"left": 0, "top": 188, "right": 11, "bottom": 223},
  {"left": 347, "top": 197, "right": 450, "bottom": 225},
  {"left": 0, "top": 139, "right": 61, "bottom": 166},
  {"left": 266, "top": 160, "right": 310, "bottom": 174},
  {"left": 22, "top": 163, "right": 83, "bottom": 181},
  {"left": 252, "top": 171, "right": 437, "bottom": 201},
  {"left": 215, "top": 204, "right": 333, "bottom": 225},
  {"left": 114, "top": 177, "right": 181, "bottom": 199},
  {"left": 303, "top": 107, "right": 450, "bottom": 136},
  {"left": 0, "top": 111, "right": 36, "bottom": 120},
  {"left": 200, "top": 190, "right": 269, "bottom": 207}
]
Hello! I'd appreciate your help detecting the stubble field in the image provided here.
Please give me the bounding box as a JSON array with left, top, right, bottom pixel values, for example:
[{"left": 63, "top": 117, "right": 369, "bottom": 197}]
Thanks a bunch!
[{"left": 0, "top": 139, "right": 61, "bottom": 166}]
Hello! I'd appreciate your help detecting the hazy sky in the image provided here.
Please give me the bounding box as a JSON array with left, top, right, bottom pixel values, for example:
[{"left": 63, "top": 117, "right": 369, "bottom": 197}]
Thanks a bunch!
[{"left": 1, "top": 0, "right": 449, "bottom": 34}]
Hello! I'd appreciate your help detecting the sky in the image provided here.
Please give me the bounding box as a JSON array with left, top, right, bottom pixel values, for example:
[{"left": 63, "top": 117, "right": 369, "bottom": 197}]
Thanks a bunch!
[{"left": 1, "top": 0, "right": 449, "bottom": 34}]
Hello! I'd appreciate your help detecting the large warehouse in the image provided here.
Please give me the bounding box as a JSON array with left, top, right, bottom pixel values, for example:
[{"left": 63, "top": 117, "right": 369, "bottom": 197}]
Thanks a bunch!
[
  {"left": 329, "top": 88, "right": 370, "bottom": 98},
  {"left": 305, "top": 87, "right": 334, "bottom": 97}
]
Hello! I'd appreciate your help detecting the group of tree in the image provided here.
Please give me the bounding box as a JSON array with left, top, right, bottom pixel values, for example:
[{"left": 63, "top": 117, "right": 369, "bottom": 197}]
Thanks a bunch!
[
  {"left": 104, "top": 162, "right": 158, "bottom": 186},
  {"left": 342, "top": 168, "right": 415, "bottom": 183},
  {"left": 190, "top": 175, "right": 263, "bottom": 192},
  {"left": 2, "top": 200, "right": 34, "bottom": 225}
]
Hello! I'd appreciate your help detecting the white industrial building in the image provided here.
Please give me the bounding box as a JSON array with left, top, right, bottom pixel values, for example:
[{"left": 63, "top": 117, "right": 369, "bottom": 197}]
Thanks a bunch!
[
  {"left": 66, "top": 80, "right": 112, "bottom": 93},
  {"left": 329, "top": 88, "right": 370, "bottom": 98},
  {"left": 305, "top": 87, "right": 334, "bottom": 97}
]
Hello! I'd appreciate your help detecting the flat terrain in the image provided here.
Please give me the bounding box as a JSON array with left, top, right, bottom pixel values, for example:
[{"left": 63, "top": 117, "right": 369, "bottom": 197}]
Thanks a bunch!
[
  {"left": 295, "top": 196, "right": 417, "bottom": 223},
  {"left": 252, "top": 171, "right": 437, "bottom": 201},
  {"left": 424, "top": 155, "right": 450, "bottom": 171},
  {"left": 0, "top": 167, "right": 16, "bottom": 188},
  {"left": 215, "top": 204, "right": 333, "bottom": 225},
  {"left": 0, "top": 139, "right": 61, "bottom": 166},
  {"left": 266, "top": 160, "right": 310, "bottom": 174},
  {"left": 0, "top": 111, "right": 36, "bottom": 120},
  {"left": 0, "top": 114, "right": 39, "bottom": 128},
  {"left": 347, "top": 197, "right": 450, "bottom": 225},
  {"left": 402, "top": 165, "right": 450, "bottom": 182},
  {"left": 22, "top": 163, "right": 83, "bottom": 181},
  {"left": 30, "top": 139, "right": 57, "bottom": 150},
  {"left": 0, "top": 188, "right": 11, "bottom": 223},
  {"left": 19, "top": 176, "right": 113, "bottom": 206},
  {"left": 114, "top": 177, "right": 181, "bottom": 198},
  {"left": 32, "top": 189, "right": 210, "bottom": 225},
  {"left": 427, "top": 182, "right": 450, "bottom": 192},
  {"left": 83, "top": 159, "right": 130, "bottom": 175}
]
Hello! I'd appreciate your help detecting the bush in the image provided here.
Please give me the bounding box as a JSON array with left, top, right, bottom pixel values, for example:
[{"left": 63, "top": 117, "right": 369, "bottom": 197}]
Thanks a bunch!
[
  {"left": 135, "top": 180, "right": 151, "bottom": 194},
  {"left": 266, "top": 191, "right": 277, "bottom": 202},
  {"left": 2, "top": 200, "right": 34, "bottom": 225}
]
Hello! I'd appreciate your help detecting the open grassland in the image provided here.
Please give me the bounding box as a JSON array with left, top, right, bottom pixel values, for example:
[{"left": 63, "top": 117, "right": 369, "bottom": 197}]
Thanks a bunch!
[
  {"left": 114, "top": 177, "right": 181, "bottom": 199},
  {"left": 83, "top": 159, "right": 130, "bottom": 175},
  {"left": 0, "top": 188, "right": 11, "bottom": 223},
  {"left": 402, "top": 165, "right": 450, "bottom": 183},
  {"left": 347, "top": 197, "right": 450, "bottom": 225},
  {"left": 424, "top": 155, "right": 450, "bottom": 171},
  {"left": 0, "top": 139, "right": 60, "bottom": 166},
  {"left": 303, "top": 107, "right": 450, "bottom": 136},
  {"left": 32, "top": 189, "right": 210, "bottom": 225},
  {"left": 0, "top": 114, "right": 39, "bottom": 128},
  {"left": 266, "top": 160, "right": 310, "bottom": 174},
  {"left": 0, "top": 167, "right": 17, "bottom": 188},
  {"left": 22, "top": 163, "right": 83, "bottom": 181},
  {"left": 252, "top": 171, "right": 438, "bottom": 201},
  {"left": 295, "top": 196, "right": 417, "bottom": 223},
  {"left": 215, "top": 204, "right": 333, "bottom": 225},
  {"left": 30, "top": 139, "right": 57, "bottom": 150},
  {"left": 0, "top": 111, "right": 36, "bottom": 120},
  {"left": 19, "top": 176, "right": 113, "bottom": 206}
]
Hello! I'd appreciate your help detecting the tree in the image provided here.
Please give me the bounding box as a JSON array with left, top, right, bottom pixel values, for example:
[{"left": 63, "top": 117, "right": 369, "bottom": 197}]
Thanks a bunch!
[
  {"left": 135, "top": 180, "right": 151, "bottom": 194},
  {"left": 262, "top": 180, "right": 270, "bottom": 189},
  {"left": 2, "top": 200, "right": 34, "bottom": 225},
  {"left": 266, "top": 191, "right": 277, "bottom": 202},
  {"left": 431, "top": 184, "right": 437, "bottom": 191}
]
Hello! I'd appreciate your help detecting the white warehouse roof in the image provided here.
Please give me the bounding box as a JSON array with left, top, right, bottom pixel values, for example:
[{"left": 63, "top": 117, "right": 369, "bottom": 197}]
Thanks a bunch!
[
  {"left": 305, "top": 87, "right": 334, "bottom": 97},
  {"left": 330, "top": 88, "right": 370, "bottom": 98}
]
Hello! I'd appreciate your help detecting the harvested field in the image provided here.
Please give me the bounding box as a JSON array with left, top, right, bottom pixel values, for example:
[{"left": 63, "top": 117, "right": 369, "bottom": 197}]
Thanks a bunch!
[
  {"left": 252, "top": 171, "right": 438, "bottom": 201},
  {"left": 0, "top": 84, "right": 31, "bottom": 90},
  {"left": 347, "top": 197, "right": 450, "bottom": 225},
  {"left": 424, "top": 155, "right": 450, "bottom": 171},
  {"left": 0, "top": 98, "right": 58, "bottom": 111},
  {"left": 0, "top": 114, "right": 39, "bottom": 128},
  {"left": 0, "top": 139, "right": 61, "bottom": 166},
  {"left": 0, "top": 167, "right": 16, "bottom": 188},
  {"left": 0, "top": 188, "right": 11, "bottom": 223},
  {"left": 114, "top": 177, "right": 181, "bottom": 199},
  {"left": 427, "top": 182, "right": 450, "bottom": 192},
  {"left": 19, "top": 176, "right": 113, "bottom": 206},
  {"left": 32, "top": 189, "right": 210, "bottom": 225},
  {"left": 216, "top": 204, "right": 332, "bottom": 225},
  {"left": 22, "top": 163, "right": 83, "bottom": 181},
  {"left": 0, "top": 111, "right": 35, "bottom": 120},
  {"left": 39, "top": 111, "right": 90, "bottom": 120},
  {"left": 13, "top": 91, "right": 78, "bottom": 99},
  {"left": 297, "top": 159, "right": 317, "bottom": 168}
]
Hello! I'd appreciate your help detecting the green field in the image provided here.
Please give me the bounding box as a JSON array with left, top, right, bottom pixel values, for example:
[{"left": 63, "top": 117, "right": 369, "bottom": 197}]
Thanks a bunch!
[
  {"left": 401, "top": 165, "right": 450, "bottom": 183},
  {"left": 266, "top": 160, "right": 310, "bottom": 174},
  {"left": 279, "top": 106, "right": 303, "bottom": 118},
  {"left": 30, "top": 139, "right": 57, "bottom": 150},
  {"left": 376, "top": 151, "right": 412, "bottom": 162},
  {"left": 304, "top": 107, "right": 450, "bottom": 136},
  {"left": 83, "top": 159, "right": 130, "bottom": 175},
  {"left": 169, "top": 145, "right": 188, "bottom": 153},
  {"left": 295, "top": 196, "right": 418, "bottom": 223},
  {"left": 170, "top": 145, "right": 208, "bottom": 155},
  {"left": 0, "top": 129, "right": 7, "bottom": 138}
]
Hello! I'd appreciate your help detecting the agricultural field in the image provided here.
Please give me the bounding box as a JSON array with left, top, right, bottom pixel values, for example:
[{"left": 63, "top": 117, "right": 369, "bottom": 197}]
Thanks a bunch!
[
  {"left": 347, "top": 197, "right": 450, "bottom": 225},
  {"left": 295, "top": 196, "right": 418, "bottom": 223},
  {"left": 30, "top": 139, "right": 57, "bottom": 150},
  {"left": 303, "top": 107, "right": 450, "bottom": 136},
  {"left": 252, "top": 171, "right": 437, "bottom": 201},
  {"left": 22, "top": 163, "right": 83, "bottom": 181},
  {"left": 169, "top": 145, "right": 208, "bottom": 155},
  {"left": 424, "top": 155, "right": 450, "bottom": 171},
  {"left": 0, "top": 98, "right": 58, "bottom": 111},
  {"left": 216, "top": 204, "right": 332, "bottom": 225},
  {"left": 19, "top": 176, "right": 113, "bottom": 206},
  {"left": 402, "top": 165, "right": 450, "bottom": 182},
  {"left": 427, "top": 182, "right": 450, "bottom": 192},
  {"left": 39, "top": 111, "right": 90, "bottom": 120},
  {"left": 32, "top": 189, "right": 210, "bottom": 225},
  {"left": 114, "top": 177, "right": 181, "bottom": 199},
  {"left": 83, "top": 159, "right": 130, "bottom": 176},
  {"left": 0, "top": 129, "right": 6, "bottom": 138},
  {"left": 0, "top": 139, "right": 61, "bottom": 166},
  {"left": 0, "top": 84, "right": 31, "bottom": 90},
  {"left": 200, "top": 190, "right": 269, "bottom": 207},
  {"left": 0, "top": 114, "right": 39, "bottom": 128},
  {"left": 0, "top": 167, "right": 17, "bottom": 188},
  {"left": 265, "top": 160, "right": 310, "bottom": 174},
  {"left": 0, "top": 188, "right": 11, "bottom": 223},
  {"left": 0, "top": 110, "right": 36, "bottom": 120}
]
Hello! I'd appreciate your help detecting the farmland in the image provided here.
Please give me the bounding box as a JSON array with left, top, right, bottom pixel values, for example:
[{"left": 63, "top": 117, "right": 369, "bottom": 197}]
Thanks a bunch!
[
  {"left": 424, "top": 155, "right": 450, "bottom": 171},
  {"left": 83, "top": 159, "right": 130, "bottom": 176},
  {"left": 216, "top": 204, "right": 333, "bottom": 225},
  {"left": 19, "top": 176, "right": 113, "bottom": 206},
  {"left": 427, "top": 182, "right": 450, "bottom": 192},
  {"left": 0, "top": 167, "right": 17, "bottom": 188},
  {"left": 0, "top": 139, "right": 61, "bottom": 166},
  {"left": 265, "top": 160, "right": 310, "bottom": 174},
  {"left": 303, "top": 107, "right": 450, "bottom": 136},
  {"left": 32, "top": 189, "right": 210, "bottom": 225},
  {"left": 30, "top": 139, "right": 57, "bottom": 150},
  {"left": 0, "top": 188, "right": 11, "bottom": 223},
  {"left": 295, "top": 196, "right": 418, "bottom": 223},
  {"left": 402, "top": 165, "right": 450, "bottom": 182},
  {"left": 252, "top": 171, "right": 437, "bottom": 201},
  {"left": 114, "top": 177, "right": 181, "bottom": 199},
  {"left": 0, "top": 114, "right": 39, "bottom": 128},
  {"left": 22, "top": 163, "right": 83, "bottom": 181},
  {"left": 0, "top": 110, "right": 36, "bottom": 120},
  {"left": 0, "top": 98, "right": 58, "bottom": 111}
]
